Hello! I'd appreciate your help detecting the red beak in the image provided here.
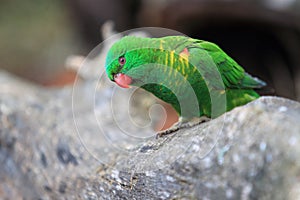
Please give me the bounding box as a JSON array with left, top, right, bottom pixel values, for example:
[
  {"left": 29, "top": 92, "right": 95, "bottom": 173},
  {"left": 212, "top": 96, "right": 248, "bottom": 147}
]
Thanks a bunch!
[{"left": 114, "top": 73, "right": 132, "bottom": 88}]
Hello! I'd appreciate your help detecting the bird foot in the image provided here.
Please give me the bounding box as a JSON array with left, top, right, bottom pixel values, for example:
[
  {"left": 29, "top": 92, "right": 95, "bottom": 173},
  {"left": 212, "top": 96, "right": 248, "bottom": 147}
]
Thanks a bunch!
[{"left": 156, "top": 116, "right": 210, "bottom": 138}]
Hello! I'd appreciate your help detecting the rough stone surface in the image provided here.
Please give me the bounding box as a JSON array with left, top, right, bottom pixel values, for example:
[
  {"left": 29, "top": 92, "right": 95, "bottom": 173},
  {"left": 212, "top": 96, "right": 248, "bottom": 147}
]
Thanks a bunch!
[{"left": 1, "top": 70, "right": 300, "bottom": 200}]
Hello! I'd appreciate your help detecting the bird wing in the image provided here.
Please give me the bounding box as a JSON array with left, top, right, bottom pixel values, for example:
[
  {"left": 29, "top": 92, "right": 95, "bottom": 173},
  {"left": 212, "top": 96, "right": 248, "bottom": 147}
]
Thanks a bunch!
[{"left": 182, "top": 38, "right": 265, "bottom": 89}]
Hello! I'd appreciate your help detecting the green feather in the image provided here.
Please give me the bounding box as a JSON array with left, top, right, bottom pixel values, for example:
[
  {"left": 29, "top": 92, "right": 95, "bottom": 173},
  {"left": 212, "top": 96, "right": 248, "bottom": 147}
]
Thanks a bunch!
[{"left": 105, "top": 35, "right": 266, "bottom": 118}]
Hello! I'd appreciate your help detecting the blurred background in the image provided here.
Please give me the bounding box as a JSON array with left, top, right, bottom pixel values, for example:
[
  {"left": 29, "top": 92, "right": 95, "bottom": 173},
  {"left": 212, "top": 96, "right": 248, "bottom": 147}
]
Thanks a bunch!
[{"left": 1, "top": 0, "right": 300, "bottom": 101}]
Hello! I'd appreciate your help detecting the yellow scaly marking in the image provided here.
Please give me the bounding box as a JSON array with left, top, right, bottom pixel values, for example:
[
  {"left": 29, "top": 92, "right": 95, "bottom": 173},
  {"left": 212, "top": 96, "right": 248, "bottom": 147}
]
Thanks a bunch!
[
  {"left": 168, "top": 64, "right": 173, "bottom": 77},
  {"left": 193, "top": 66, "right": 198, "bottom": 73},
  {"left": 168, "top": 50, "right": 176, "bottom": 76},
  {"left": 177, "top": 57, "right": 183, "bottom": 71},
  {"left": 159, "top": 40, "right": 164, "bottom": 51},
  {"left": 169, "top": 50, "right": 175, "bottom": 67},
  {"left": 165, "top": 49, "right": 168, "bottom": 67},
  {"left": 159, "top": 40, "right": 165, "bottom": 73},
  {"left": 182, "top": 60, "right": 186, "bottom": 75},
  {"left": 184, "top": 55, "right": 190, "bottom": 75}
]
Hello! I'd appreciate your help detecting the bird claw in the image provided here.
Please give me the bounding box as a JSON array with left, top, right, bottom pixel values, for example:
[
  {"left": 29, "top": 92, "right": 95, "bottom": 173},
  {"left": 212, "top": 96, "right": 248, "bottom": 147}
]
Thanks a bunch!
[
  {"left": 156, "top": 116, "right": 210, "bottom": 138},
  {"left": 156, "top": 126, "right": 180, "bottom": 138}
]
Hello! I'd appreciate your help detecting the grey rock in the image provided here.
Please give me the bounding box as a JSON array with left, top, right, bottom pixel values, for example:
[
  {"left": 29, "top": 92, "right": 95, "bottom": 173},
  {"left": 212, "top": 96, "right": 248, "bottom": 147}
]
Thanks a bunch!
[{"left": 0, "top": 70, "right": 300, "bottom": 200}]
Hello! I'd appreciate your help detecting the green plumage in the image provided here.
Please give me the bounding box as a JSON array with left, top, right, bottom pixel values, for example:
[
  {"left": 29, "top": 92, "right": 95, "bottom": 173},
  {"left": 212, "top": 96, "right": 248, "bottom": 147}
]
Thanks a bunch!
[{"left": 105, "top": 35, "right": 265, "bottom": 119}]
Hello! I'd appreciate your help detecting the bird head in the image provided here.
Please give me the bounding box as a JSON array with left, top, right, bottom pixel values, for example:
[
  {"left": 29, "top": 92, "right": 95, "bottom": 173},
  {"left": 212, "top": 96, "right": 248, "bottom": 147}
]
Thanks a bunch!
[{"left": 105, "top": 36, "right": 152, "bottom": 88}]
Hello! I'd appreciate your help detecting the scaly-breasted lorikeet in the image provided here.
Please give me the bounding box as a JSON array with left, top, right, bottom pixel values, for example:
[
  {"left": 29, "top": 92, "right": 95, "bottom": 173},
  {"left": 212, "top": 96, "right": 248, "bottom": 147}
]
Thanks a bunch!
[{"left": 105, "top": 36, "right": 265, "bottom": 136}]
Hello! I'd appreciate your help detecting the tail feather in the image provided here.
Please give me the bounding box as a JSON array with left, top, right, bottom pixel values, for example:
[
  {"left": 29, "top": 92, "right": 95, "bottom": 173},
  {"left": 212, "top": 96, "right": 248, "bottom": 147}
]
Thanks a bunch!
[{"left": 241, "top": 73, "right": 266, "bottom": 89}]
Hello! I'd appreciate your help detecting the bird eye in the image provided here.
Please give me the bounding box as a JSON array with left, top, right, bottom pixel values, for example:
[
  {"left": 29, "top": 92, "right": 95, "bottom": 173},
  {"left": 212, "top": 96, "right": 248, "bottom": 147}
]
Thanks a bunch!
[
  {"left": 113, "top": 73, "right": 119, "bottom": 80},
  {"left": 118, "top": 56, "right": 126, "bottom": 65}
]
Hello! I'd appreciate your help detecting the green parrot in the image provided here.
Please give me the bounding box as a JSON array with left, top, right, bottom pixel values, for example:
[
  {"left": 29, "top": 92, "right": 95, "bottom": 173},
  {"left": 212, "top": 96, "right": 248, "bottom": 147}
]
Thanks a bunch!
[{"left": 105, "top": 35, "right": 266, "bottom": 136}]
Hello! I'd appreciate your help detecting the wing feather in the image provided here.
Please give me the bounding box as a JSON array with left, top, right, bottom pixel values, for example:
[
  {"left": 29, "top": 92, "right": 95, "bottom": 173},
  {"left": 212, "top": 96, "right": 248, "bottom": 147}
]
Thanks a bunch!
[{"left": 184, "top": 39, "right": 265, "bottom": 89}]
